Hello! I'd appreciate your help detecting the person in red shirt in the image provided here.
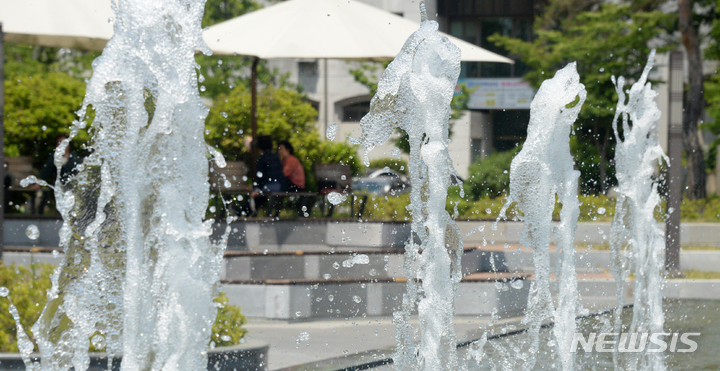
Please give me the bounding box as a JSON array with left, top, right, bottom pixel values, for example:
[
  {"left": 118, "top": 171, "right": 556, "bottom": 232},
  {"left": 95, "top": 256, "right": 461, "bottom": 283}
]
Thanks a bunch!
[{"left": 278, "top": 140, "right": 305, "bottom": 192}]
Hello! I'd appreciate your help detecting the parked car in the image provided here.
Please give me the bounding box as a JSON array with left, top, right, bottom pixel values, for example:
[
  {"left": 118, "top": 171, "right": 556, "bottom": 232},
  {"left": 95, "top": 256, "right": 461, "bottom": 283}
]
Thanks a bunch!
[{"left": 352, "top": 168, "right": 410, "bottom": 196}]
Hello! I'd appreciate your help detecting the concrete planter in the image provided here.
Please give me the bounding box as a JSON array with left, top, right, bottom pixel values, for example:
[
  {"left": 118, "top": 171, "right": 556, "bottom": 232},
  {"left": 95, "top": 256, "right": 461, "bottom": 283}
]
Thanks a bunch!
[{"left": 0, "top": 340, "right": 269, "bottom": 371}]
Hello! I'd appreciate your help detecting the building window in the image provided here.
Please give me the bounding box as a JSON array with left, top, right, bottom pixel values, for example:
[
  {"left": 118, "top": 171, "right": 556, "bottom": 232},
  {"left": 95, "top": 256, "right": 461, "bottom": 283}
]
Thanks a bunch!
[
  {"left": 298, "top": 61, "right": 318, "bottom": 77},
  {"left": 471, "top": 139, "right": 484, "bottom": 163},
  {"left": 449, "top": 17, "right": 533, "bottom": 78},
  {"left": 492, "top": 109, "right": 530, "bottom": 151},
  {"left": 342, "top": 101, "right": 370, "bottom": 122}
]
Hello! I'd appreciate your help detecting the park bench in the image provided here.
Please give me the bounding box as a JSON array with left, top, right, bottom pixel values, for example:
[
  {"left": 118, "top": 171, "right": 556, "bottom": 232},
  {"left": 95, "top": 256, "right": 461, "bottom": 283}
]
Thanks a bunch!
[{"left": 208, "top": 161, "right": 367, "bottom": 219}]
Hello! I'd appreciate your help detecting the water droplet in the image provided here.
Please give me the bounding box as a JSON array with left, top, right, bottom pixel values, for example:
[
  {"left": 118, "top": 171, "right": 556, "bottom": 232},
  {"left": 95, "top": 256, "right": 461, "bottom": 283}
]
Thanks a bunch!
[
  {"left": 485, "top": 208, "right": 491, "bottom": 214},
  {"left": 326, "top": 122, "right": 338, "bottom": 140},
  {"left": 597, "top": 207, "right": 606, "bottom": 215},
  {"left": 52, "top": 250, "right": 60, "bottom": 258},
  {"left": 256, "top": 171, "right": 263, "bottom": 178},
  {"left": 328, "top": 295, "right": 334, "bottom": 302},
  {"left": 352, "top": 295, "right": 362, "bottom": 303},
  {"left": 323, "top": 273, "right": 331, "bottom": 280},
  {"left": 224, "top": 180, "right": 232, "bottom": 188},
  {"left": 91, "top": 334, "right": 106, "bottom": 350},
  {"left": 510, "top": 280, "right": 524, "bottom": 289},
  {"left": 220, "top": 334, "right": 231, "bottom": 342},
  {"left": 332, "top": 262, "right": 340, "bottom": 269},
  {"left": 19, "top": 176, "right": 39, "bottom": 188},
  {"left": 299, "top": 331, "right": 310, "bottom": 341},
  {"left": 209, "top": 206, "right": 216, "bottom": 213},
  {"left": 327, "top": 192, "right": 346, "bottom": 205},
  {"left": 25, "top": 225, "right": 40, "bottom": 240},
  {"left": 0, "top": 287, "right": 9, "bottom": 297}
]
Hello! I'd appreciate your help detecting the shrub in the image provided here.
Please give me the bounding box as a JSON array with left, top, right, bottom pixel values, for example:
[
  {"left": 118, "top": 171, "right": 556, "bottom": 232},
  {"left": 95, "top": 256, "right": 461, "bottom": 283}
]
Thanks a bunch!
[
  {"left": 0, "top": 263, "right": 247, "bottom": 352},
  {"left": 0, "top": 263, "right": 55, "bottom": 352},
  {"left": 211, "top": 292, "right": 247, "bottom": 347},
  {"left": 464, "top": 147, "right": 521, "bottom": 200},
  {"left": 368, "top": 158, "right": 408, "bottom": 175}
]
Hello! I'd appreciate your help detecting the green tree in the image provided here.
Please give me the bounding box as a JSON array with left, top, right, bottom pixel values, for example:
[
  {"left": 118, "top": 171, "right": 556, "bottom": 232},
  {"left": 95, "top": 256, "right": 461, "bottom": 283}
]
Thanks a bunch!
[
  {"left": 348, "top": 61, "right": 473, "bottom": 154},
  {"left": 3, "top": 72, "right": 88, "bottom": 166},
  {"left": 3, "top": 42, "right": 99, "bottom": 165},
  {"left": 202, "top": 0, "right": 261, "bottom": 28},
  {"left": 703, "top": 0, "right": 720, "bottom": 176},
  {"left": 205, "top": 85, "right": 361, "bottom": 189},
  {"left": 491, "top": 3, "right": 674, "bottom": 194},
  {"left": 197, "top": 0, "right": 297, "bottom": 100}
]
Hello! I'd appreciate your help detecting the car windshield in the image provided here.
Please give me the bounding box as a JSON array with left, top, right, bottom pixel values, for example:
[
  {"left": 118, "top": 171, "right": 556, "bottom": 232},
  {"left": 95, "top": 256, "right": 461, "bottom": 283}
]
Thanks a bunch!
[{"left": 353, "top": 180, "right": 388, "bottom": 193}]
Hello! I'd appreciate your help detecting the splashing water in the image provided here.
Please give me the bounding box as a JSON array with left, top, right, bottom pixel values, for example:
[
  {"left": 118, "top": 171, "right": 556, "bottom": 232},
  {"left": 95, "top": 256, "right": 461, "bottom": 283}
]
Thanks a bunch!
[
  {"left": 12, "top": 0, "right": 226, "bottom": 370},
  {"left": 609, "top": 50, "right": 666, "bottom": 371},
  {"left": 356, "top": 4, "right": 463, "bottom": 371},
  {"left": 342, "top": 254, "right": 370, "bottom": 268},
  {"left": 497, "top": 62, "right": 586, "bottom": 371},
  {"left": 327, "top": 192, "right": 347, "bottom": 205},
  {"left": 326, "top": 122, "right": 338, "bottom": 141},
  {"left": 25, "top": 225, "right": 40, "bottom": 241}
]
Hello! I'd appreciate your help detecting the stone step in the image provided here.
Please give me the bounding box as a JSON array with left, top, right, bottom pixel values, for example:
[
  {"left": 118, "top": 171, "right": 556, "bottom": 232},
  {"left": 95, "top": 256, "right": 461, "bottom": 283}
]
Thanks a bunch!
[
  {"left": 222, "top": 273, "right": 529, "bottom": 320},
  {"left": 222, "top": 247, "right": 512, "bottom": 281}
]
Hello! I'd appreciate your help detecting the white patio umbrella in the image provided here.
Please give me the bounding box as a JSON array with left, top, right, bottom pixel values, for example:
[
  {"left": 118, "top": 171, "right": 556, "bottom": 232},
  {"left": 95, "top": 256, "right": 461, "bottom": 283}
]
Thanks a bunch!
[
  {"left": 0, "top": 0, "right": 114, "bottom": 51},
  {"left": 0, "top": 0, "right": 114, "bottom": 255},
  {"left": 202, "top": 0, "right": 513, "bottom": 140}
]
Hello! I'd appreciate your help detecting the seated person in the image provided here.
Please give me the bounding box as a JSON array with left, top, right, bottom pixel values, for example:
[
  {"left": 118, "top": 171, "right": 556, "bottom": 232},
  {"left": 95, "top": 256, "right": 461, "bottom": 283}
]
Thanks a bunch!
[
  {"left": 39, "top": 135, "right": 81, "bottom": 185},
  {"left": 278, "top": 140, "right": 305, "bottom": 192},
  {"left": 246, "top": 136, "right": 286, "bottom": 217},
  {"left": 252, "top": 135, "right": 286, "bottom": 196},
  {"left": 34, "top": 135, "right": 82, "bottom": 214}
]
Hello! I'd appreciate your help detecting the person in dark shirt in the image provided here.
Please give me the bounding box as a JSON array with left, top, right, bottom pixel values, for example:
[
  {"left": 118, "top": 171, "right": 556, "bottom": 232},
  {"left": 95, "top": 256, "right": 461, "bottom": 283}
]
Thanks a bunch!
[
  {"left": 39, "top": 135, "right": 81, "bottom": 185},
  {"left": 32, "top": 135, "right": 82, "bottom": 214},
  {"left": 251, "top": 135, "right": 286, "bottom": 195},
  {"left": 248, "top": 136, "right": 286, "bottom": 216}
]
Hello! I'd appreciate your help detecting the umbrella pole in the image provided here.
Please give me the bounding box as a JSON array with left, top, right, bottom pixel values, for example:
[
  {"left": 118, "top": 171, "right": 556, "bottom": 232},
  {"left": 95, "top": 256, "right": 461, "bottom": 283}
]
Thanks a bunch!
[
  {"left": 251, "top": 56, "right": 259, "bottom": 142},
  {"left": 250, "top": 56, "right": 259, "bottom": 182},
  {"left": 324, "top": 58, "right": 328, "bottom": 136},
  {"left": 0, "top": 24, "right": 5, "bottom": 260}
]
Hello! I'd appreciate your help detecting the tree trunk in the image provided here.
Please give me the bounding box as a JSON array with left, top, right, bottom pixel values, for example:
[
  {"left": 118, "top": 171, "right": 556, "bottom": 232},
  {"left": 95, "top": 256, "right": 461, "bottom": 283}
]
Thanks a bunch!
[
  {"left": 600, "top": 130, "right": 609, "bottom": 194},
  {"left": 592, "top": 124, "right": 609, "bottom": 194},
  {"left": 679, "top": 0, "right": 707, "bottom": 199}
]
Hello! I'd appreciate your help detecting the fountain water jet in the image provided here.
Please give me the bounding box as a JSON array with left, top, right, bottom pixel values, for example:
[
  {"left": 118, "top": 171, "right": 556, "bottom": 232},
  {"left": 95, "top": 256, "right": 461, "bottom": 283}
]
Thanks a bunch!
[
  {"left": 609, "top": 50, "right": 666, "bottom": 371},
  {"left": 11, "top": 0, "right": 228, "bottom": 370},
  {"left": 356, "top": 4, "right": 463, "bottom": 370},
  {"left": 497, "top": 62, "right": 586, "bottom": 371}
]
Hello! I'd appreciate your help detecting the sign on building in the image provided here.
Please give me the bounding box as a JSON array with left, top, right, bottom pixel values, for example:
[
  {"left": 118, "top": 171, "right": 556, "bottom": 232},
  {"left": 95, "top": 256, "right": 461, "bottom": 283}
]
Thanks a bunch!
[{"left": 457, "top": 78, "right": 535, "bottom": 110}]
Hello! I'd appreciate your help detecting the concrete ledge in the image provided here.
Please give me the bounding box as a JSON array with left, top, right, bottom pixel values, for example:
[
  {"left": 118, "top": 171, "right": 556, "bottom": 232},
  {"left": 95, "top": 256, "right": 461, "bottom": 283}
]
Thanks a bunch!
[
  {"left": 457, "top": 221, "right": 720, "bottom": 247},
  {"left": 7, "top": 219, "right": 720, "bottom": 249},
  {"left": 0, "top": 341, "right": 269, "bottom": 371},
  {"left": 663, "top": 279, "right": 720, "bottom": 300},
  {"left": 222, "top": 275, "right": 528, "bottom": 320}
]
